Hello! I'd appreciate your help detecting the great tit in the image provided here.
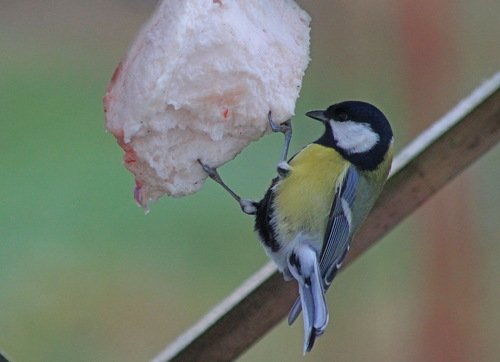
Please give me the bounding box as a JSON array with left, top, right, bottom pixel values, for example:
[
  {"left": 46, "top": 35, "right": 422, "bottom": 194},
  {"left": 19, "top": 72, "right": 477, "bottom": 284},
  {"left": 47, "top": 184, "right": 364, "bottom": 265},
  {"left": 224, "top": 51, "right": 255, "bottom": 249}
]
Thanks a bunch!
[{"left": 199, "top": 100, "right": 394, "bottom": 353}]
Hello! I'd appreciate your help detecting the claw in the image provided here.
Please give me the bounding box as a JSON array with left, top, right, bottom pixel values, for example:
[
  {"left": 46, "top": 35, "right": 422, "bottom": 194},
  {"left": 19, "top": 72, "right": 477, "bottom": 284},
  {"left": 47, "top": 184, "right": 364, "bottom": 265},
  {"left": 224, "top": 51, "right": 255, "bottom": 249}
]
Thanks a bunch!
[
  {"left": 198, "top": 159, "right": 219, "bottom": 179},
  {"left": 268, "top": 111, "right": 292, "bottom": 134}
]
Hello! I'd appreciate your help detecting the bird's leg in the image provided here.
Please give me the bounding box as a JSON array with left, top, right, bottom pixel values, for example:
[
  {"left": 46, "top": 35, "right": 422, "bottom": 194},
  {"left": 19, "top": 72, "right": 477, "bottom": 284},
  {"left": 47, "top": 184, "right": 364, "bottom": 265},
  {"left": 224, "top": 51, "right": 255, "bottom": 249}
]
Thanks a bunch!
[
  {"left": 268, "top": 111, "right": 292, "bottom": 162},
  {"left": 198, "top": 160, "right": 257, "bottom": 215},
  {"left": 268, "top": 111, "right": 292, "bottom": 178}
]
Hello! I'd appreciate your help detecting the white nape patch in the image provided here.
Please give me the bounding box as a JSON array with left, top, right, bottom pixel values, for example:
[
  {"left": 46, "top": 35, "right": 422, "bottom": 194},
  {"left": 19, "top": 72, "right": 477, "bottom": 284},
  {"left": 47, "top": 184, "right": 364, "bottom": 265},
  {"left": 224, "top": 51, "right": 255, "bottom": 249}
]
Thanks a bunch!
[{"left": 330, "top": 120, "right": 379, "bottom": 154}]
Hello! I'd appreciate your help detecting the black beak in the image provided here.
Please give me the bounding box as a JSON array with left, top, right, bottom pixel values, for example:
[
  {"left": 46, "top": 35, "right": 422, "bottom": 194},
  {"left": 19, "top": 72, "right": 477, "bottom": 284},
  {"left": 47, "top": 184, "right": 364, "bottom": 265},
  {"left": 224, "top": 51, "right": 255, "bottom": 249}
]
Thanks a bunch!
[{"left": 305, "top": 110, "right": 328, "bottom": 122}]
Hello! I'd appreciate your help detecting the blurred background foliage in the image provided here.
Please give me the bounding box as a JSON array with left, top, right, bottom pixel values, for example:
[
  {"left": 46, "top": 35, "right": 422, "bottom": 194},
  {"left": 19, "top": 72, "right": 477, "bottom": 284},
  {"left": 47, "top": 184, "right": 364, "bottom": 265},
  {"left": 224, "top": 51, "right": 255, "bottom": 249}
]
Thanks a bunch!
[{"left": 0, "top": 1, "right": 499, "bottom": 361}]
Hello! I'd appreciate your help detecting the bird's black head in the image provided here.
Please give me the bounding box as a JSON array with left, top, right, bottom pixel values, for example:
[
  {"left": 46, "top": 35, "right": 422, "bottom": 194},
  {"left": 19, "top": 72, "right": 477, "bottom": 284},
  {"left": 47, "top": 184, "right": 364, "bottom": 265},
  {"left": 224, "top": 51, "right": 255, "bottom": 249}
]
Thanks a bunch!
[{"left": 307, "top": 101, "right": 393, "bottom": 171}]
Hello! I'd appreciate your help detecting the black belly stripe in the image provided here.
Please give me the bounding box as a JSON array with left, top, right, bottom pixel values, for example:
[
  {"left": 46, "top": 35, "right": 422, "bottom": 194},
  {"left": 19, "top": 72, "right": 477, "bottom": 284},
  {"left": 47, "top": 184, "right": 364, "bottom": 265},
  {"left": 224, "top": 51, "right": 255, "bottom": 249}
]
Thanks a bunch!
[{"left": 255, "top": 178, "right": 281, "bottom": 252}]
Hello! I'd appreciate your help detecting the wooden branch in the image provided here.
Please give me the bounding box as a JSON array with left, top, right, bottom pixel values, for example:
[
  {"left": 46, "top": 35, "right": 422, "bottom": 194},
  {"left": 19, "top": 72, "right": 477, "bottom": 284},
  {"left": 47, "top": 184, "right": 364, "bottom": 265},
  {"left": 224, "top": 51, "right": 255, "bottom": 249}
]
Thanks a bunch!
[{"left": 151, "top": 72, "right": 500, "bottom": 362}]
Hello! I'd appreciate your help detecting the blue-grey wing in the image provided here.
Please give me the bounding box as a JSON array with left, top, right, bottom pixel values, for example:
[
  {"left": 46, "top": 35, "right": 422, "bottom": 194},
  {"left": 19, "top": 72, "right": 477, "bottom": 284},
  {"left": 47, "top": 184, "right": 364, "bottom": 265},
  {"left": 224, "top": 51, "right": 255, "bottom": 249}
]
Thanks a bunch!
[
  {"left": 288, "top": 166, "right": 360, "bottom": 326},
  {"left": 319, "top": 166, "right": 360, "bottom": 290}
]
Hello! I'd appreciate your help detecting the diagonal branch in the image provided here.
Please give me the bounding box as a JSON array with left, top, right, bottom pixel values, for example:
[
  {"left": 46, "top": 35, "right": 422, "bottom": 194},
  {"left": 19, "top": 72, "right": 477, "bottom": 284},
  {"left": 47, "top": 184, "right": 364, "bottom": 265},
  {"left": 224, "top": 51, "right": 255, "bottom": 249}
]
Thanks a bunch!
[{"left": 152, "top": 72, "right": 500, "bottom": 362}]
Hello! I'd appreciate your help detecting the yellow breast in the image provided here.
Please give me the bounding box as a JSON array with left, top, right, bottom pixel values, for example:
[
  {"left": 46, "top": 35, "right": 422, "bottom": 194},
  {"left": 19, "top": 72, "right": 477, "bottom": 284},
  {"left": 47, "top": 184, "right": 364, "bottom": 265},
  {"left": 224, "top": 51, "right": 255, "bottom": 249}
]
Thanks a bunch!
[{"left": 274, "top": 144, "right": 349, "bottom": 240}]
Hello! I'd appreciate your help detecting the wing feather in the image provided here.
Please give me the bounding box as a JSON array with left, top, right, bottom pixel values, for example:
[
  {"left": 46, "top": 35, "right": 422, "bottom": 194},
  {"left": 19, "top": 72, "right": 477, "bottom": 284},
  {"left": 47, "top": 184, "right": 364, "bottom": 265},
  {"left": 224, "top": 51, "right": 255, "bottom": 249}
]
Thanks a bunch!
[
  {"left": 319, "top": 166, "right": 359, "bottom": 288},
  {"left": 288, "top": 165, "right": 360, "bottom": 325}
]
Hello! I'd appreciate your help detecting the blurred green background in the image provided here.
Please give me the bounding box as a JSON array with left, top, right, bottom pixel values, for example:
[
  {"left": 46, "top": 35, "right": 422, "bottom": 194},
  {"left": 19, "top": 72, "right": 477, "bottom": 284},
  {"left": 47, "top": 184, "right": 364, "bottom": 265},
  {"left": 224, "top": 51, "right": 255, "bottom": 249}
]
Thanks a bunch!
[{"left": 1, "top": 1, "right": 499, "bottom": 361}]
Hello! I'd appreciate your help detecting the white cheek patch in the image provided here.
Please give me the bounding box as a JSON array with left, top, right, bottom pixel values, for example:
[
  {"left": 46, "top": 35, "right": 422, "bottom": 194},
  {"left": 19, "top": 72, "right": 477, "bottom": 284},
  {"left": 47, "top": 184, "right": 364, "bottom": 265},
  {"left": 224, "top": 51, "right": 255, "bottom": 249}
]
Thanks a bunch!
[{"left": 330, "top": 120, "right": 379, "bottom": 154}]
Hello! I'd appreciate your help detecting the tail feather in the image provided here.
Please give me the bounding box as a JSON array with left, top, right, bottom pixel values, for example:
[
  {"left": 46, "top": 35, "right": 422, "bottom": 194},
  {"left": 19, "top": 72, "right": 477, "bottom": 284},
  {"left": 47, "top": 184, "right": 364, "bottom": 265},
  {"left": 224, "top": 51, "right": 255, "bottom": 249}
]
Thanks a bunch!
[
  {"left": 289, "top": 262, "right": 341, "bottom": 326},
  {"left": 288, "top": 245, "right": 329, "bottom": 354},
  {"left": 299, "top": 276, "right": 315, "bottom": 353},
  {"left": 287, "top": 298, "right": 301, "bottom": 325}
]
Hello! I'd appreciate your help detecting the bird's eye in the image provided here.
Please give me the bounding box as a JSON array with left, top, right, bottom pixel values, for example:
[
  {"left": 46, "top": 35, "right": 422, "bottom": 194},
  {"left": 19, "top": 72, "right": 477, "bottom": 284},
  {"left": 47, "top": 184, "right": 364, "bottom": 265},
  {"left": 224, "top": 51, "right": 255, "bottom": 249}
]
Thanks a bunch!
[{"left": 335, "top": 109, "right": 348, "bottom": 121}]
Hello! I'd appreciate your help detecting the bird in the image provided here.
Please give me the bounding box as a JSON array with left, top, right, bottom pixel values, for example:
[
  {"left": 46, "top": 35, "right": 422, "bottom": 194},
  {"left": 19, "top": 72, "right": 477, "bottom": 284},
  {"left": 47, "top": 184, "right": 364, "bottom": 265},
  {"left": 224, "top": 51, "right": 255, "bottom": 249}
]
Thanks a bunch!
[{"left": 199, "top": 100, "right": 394, "bottom": 353}]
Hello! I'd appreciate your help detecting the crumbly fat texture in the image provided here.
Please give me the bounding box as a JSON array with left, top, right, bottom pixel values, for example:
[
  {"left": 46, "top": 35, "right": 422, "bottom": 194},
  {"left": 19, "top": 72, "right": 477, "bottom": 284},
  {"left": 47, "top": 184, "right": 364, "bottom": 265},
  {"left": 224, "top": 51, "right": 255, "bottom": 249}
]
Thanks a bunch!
[{"left": 104, "top": 0, "right": 311, "bottom": 206}]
